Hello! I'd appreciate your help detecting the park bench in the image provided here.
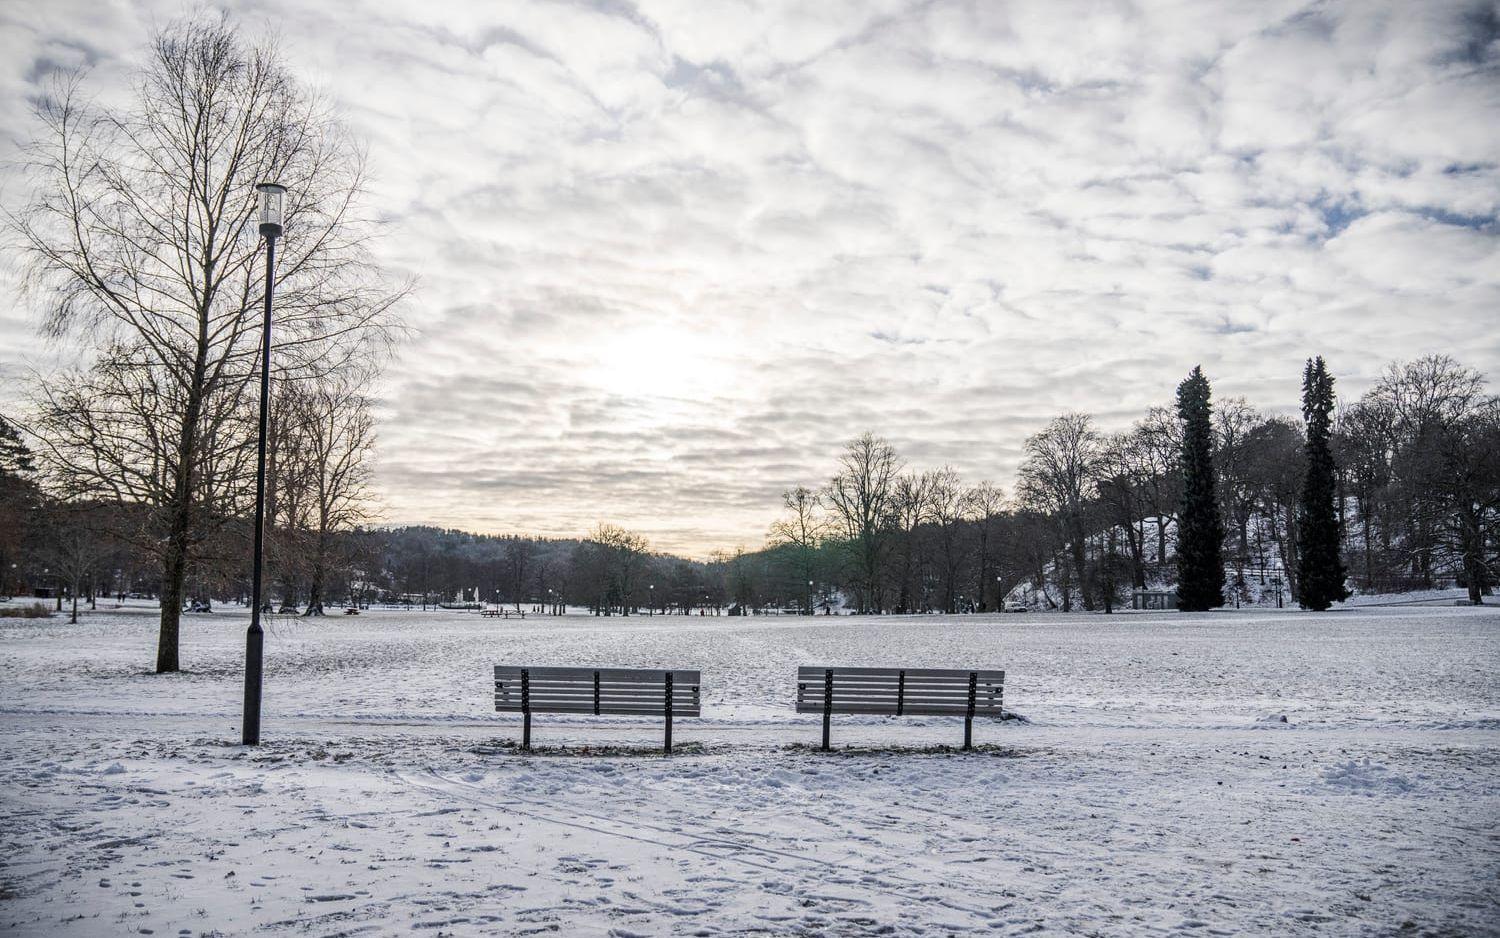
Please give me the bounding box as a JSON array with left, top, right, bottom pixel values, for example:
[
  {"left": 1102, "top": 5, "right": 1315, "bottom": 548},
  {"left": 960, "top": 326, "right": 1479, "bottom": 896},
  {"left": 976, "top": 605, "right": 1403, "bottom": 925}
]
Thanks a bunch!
[
  {"left": 481, "top": 608, "right": 526, "bottom": 618},
  {"left": 795, "top": 666, "right": 1005, "bottom": 751},
  {"left": 494, "top": 666, "right": 701, "bottom": 753}
]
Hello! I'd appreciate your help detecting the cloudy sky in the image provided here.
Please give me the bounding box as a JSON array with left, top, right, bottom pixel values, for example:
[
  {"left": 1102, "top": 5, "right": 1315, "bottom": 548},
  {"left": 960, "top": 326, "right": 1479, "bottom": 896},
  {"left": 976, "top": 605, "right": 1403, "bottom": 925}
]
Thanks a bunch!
[{"left": 2, "top": 1, "right": 1498, "bottom": 556}]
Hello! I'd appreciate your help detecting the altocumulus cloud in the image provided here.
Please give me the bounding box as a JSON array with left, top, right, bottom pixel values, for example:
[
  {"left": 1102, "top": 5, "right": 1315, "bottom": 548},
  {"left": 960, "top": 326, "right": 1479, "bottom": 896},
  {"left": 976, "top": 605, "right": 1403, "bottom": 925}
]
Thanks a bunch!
[{"left": 1, "top": 0, "right": 1497, "bottom": 555}]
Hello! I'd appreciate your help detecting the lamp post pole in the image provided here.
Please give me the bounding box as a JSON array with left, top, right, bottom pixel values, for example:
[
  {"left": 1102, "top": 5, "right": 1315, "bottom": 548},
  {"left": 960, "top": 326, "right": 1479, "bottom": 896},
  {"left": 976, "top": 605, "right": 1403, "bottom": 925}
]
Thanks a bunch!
[{"left": 242, "top": 183, "right": 286, "bottom": 746}]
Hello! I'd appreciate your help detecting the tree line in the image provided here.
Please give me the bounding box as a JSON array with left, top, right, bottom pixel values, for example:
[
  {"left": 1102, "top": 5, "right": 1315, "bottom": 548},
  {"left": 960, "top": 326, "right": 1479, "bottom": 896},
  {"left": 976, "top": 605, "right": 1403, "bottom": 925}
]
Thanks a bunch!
[
  {"left": 731, "top": 353, "right": 1496, "bottom": 614},
  {"left": 5, "top": 350, "right": 1495, "bottom": 648}
]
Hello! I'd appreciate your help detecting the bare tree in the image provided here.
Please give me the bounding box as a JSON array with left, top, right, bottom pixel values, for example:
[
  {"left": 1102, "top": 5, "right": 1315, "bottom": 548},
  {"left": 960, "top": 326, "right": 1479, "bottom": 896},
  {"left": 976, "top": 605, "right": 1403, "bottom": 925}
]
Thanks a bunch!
[
  {"left": 290, "top": 377, "right": 375, "bottom": 615},
  {"left": 891, "top": 470, "right": 936, "bottom": 613},
  {"left": 267, "top": 381, "right": 312, "bottom": 611},
  {"left": 926, "top": 467, "right": 967, "bottom": 613},
  {"left": 1019, "top": 413, "right": 1104, "bottom": 611},
  {"left": 11, "top": 17, "right": 403, "bottom": 670},
  {"left": 962, "top": 481, "right": 1006, "bottom": 610},
  {"left": 767, "top": 486, "right": 827, "bottom": 614},
  {"left": 502, "top": 537, "right": 535, "bottom": 612},
  {"left": 1337, "top": 399, "right": 1397, "bottom": 589},
  {"left": 1095, "top": 435, "right": 1149, "bottom": 590},
  {"left": 1363, "top": 356, "right": 1500, "bottom": 602},
  {"left": 1215, "top": 397, "right": 1263, "bottom": 584},
  {"left": 588, "top": 523, "right": 650, "bottom": 615},
  {"left": 40, "top": 500, "right": 114, "bottom": 624},
  {"left": 1132, "top": 407, "right": 1181, "bottom": 570},
  {"left": 824, "top": 433, "right": 902, "bottom": 613}
]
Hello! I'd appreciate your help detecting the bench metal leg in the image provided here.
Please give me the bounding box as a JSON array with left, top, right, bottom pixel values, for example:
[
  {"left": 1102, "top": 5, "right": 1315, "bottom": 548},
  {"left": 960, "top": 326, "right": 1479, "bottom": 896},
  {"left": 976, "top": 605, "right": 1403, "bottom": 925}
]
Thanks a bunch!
[
  {"left": 521, "top": 668, "right": 532, "bottom": 751},
  {"left": 963, "top": 671, "right": 976, "bottom": 751},
  {"left": 822, "top": 669, "right": 833, "bottom": 751},
  {"left": 664, "top": 672, "right": 674, "bottom": 755}
]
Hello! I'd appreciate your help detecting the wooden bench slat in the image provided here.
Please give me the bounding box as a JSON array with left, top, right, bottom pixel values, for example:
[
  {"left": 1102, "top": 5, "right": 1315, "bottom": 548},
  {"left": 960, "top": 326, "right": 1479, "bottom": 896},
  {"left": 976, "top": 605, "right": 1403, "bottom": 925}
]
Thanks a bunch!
[
  {"left": 797, "top": 694, "right": 1000, "bottom": 708},
  {"left": 796, "top": 702, "right": 1004, "bottom": 716},
  {"left": 804, "top": 675, "right": 1000, "bottom": 688},
  {"left": 798, "top": 687, "right": 996, "bottom": 702},
  {"left": 799, "top": 680, "right": 1003, "bottom": 690},
  {"left": 495, "top": 666, "right": 701, "bottom": 683},
  {"left": 497, "top": 681, "right": 701, "bottom": 693},
  {"left": 504, "top": 675, "right": 703, "bottom": 686},
  {"left": 496, "top": 700, "right": 703, "bottom": 712},
  {"left": 496, "top": 684, "right": 700, "bottom": 697},
  {"left": 498, "top": 702, "right": 704, "bottom": 716},
  {"left": 796, "top": 666, "right": 1004, "bottom": 680},
  {"left": 795, "top": 685, "right": 1001, "bottom": 696},
  {"left": 500, "top": 684, "right": 702, "bottom": 697},
  {"left": 498, "top": 694, "right": 702, "bottom": 708}
]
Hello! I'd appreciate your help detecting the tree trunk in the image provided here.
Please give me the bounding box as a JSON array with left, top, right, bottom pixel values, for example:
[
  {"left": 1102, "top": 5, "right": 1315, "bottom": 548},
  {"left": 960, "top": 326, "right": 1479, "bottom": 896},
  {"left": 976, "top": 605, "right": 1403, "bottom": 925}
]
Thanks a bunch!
[
  {"left": 304, "top": 530, "right": 327, "bottom": 616},
  {"left": 1057, "top": 552, "right": 1073, "bottom": 612},
  {"left": 1126, "top": 522, "right": 1146, "bottom": 589},
  {"left": 1461, "top": 506, "right": 1485, "bottom": 605},
  {"left": 1362, "top": 510, "right": 1373, "bottom": 590},
  {"left": 1069, "top": 527, "right": 1093, "bottom": 611},
  {"left": 157, "top": 534, "right": 188, "bottom": 672},
  {"left": 156, "top": 314, "right": 208, "bottom": 673},
  {"left": 1281, "top": 504, "right": 1300, "bottom": 602}
]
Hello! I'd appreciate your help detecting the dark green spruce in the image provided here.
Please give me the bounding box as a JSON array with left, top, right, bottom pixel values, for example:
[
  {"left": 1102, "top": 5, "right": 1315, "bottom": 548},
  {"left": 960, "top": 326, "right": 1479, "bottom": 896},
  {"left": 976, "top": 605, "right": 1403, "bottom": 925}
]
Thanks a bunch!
[
  {"left": 1176, "top": 366, "right": 1225, "bottom": 611},
  {"left": 1295, "top": 357, "right": 1350, "bottom": 610}
]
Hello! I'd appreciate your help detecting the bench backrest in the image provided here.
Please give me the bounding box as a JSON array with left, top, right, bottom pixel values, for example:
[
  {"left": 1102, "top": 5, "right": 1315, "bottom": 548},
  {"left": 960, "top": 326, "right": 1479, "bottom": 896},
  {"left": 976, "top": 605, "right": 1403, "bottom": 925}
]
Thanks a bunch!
[
  {"left": 494, "top": 666, "right": 702, "bottom": 717},
  {"left": 795, "top": 667, "right": 1004, "bottom": 717}
]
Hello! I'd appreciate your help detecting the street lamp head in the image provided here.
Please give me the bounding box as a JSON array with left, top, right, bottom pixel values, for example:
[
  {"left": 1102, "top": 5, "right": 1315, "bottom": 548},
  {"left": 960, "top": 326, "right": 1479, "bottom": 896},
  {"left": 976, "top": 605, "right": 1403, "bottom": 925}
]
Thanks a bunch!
[{"left": 256, "top": 182, "right": 287, "bottom": 239}]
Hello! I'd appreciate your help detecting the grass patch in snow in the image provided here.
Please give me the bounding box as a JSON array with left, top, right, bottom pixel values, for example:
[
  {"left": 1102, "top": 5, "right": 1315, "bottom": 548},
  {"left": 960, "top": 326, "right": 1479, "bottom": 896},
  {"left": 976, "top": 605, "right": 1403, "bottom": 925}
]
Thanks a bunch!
[{"left": 0, "top": 602, "right": 53, "bottom": 619}]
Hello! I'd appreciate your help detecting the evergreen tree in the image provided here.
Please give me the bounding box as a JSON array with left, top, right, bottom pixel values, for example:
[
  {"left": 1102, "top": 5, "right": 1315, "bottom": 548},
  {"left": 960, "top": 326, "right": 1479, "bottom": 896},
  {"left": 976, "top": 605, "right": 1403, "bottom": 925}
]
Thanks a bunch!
[
  {"left": 1175, "top": 366, "right": 1225, "bottom": 610},
  {"left": 0, "top": 414, "right": 36, "bottom": 479},
  {"left": 1296, "top": 357, "right": 1350, "bottom": 610}
]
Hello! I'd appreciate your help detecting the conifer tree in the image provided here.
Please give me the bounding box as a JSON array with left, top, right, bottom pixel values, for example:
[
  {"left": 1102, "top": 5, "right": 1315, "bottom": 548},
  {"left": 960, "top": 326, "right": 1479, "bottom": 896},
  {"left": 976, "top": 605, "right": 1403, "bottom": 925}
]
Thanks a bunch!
[
  {"left": 1175, "top": 366, "right": 1224, "bottom": 610},
  {"left": 1296, "top": 357, "right": 1350, "bottom": 610}
]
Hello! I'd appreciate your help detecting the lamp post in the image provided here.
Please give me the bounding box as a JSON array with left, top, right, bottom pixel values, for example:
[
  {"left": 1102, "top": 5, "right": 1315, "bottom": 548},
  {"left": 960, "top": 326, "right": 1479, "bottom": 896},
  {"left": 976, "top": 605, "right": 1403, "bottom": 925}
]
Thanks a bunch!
[
  {"left": 648, "top": 584, "right": 655, "bottom": 616},
  {"left": 241, "top": 182, "right": 285, "bottom": 747},
  {"left": 807, "top": 579, "right": 814, "bottom": 616}
]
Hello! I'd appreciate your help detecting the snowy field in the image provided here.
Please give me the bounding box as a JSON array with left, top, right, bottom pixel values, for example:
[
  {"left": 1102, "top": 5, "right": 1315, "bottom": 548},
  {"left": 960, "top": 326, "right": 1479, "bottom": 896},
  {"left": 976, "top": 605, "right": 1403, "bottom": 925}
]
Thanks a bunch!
[{"left": 1, "top": 603, "right": 1497, "bottom": 936}]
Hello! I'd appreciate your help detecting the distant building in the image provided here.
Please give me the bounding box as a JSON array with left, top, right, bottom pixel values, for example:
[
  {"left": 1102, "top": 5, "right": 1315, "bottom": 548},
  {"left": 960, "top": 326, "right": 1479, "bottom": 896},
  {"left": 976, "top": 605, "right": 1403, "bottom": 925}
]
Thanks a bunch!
[{"left": 1131, "top": 589, "right": 1178, "bottom": 611}]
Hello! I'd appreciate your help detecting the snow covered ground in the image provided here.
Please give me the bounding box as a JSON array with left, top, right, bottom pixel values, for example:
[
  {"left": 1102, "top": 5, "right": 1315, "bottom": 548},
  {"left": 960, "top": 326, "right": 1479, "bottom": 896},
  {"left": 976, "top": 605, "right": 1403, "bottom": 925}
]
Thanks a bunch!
[{"left": 1, "top": 603, "right": 1496, "bottom": 935}]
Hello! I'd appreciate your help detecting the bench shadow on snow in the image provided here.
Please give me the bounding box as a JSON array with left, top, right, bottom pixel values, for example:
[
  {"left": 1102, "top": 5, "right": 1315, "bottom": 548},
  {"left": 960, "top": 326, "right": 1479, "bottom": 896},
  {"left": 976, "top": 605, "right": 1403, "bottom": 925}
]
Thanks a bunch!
[
  {"left": 468, "top": 740, "right": 718, "bottom": 758},
  {"left": 783, "top": 742, "right": 1027, "bottom": 758},
  {"left": 462, "top": 741, "right": 1032, "bottom": 759}
]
